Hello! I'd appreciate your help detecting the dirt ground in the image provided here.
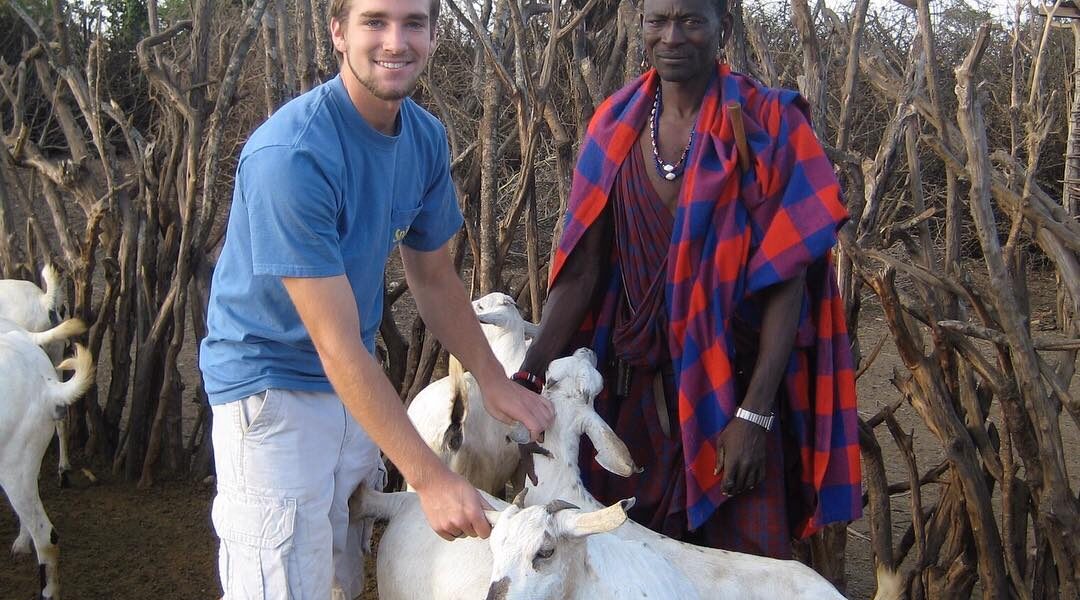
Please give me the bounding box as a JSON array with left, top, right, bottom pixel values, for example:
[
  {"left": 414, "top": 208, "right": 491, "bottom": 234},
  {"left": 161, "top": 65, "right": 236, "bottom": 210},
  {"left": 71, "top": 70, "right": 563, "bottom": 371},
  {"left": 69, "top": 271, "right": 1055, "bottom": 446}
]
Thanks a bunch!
[
  {"left": 2, "top": 291, "right": 1078, "bottom": 599},
  {"left": 0, "top": 464, "right": 381, "bottom": 599}
]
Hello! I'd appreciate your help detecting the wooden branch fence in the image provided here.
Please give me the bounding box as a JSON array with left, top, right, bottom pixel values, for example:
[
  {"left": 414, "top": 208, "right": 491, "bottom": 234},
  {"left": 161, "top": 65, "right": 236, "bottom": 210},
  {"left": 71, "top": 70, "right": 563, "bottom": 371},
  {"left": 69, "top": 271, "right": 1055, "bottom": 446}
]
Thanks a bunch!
[{"left": 0, "top": 1, "right": 1078, "bottom": 596}]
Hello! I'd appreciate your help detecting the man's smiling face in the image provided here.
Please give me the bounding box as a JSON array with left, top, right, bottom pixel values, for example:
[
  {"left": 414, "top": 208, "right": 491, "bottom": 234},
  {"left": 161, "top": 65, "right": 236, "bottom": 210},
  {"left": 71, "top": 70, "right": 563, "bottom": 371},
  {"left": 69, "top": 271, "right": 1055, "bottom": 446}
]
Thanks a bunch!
[{"left": 331, "top": 0, "right": 436, "bottom": 102}]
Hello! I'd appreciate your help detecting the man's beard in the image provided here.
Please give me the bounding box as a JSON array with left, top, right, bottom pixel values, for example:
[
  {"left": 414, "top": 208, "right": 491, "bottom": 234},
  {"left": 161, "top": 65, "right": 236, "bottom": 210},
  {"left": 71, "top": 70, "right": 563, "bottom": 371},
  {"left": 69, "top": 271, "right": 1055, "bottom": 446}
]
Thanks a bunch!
[{"left": 346, "top": 52, "right": 420, "bottom": 102}]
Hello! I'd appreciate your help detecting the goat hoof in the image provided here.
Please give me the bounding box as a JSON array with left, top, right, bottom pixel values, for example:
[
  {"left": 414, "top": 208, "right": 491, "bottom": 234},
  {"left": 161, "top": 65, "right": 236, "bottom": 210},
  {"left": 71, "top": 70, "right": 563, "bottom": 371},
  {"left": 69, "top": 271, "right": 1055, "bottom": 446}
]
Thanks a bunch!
[{"left": 58, "top": 470, "right": 71, "bottom": 489}]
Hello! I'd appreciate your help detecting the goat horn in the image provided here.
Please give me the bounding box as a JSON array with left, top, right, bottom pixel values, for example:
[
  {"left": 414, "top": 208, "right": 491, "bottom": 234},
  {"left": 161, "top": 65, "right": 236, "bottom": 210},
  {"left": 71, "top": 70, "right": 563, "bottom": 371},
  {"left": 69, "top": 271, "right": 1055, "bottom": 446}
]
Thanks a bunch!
[
  {"left": 545, "top": 499, "right": 580, "bottom": 514},
  {"left": 512, "top": 488, "right": 528, "bottom": 508}
]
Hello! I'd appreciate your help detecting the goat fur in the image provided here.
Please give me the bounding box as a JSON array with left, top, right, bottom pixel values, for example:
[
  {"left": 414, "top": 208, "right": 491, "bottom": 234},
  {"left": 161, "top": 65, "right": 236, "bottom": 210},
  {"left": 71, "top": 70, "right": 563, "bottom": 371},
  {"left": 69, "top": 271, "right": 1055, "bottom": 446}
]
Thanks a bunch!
[
  {"left": 0, "top": 265, "right": 75, "bottom": 489},
  {"left": 355, "top": 350, "right": 630, "bottom": 600},
  {"left": 407, "top": 292, "right": 536, "bottom": 495},
  {"left": 0, "top": 328, "right": 93, "bottom": 600}
]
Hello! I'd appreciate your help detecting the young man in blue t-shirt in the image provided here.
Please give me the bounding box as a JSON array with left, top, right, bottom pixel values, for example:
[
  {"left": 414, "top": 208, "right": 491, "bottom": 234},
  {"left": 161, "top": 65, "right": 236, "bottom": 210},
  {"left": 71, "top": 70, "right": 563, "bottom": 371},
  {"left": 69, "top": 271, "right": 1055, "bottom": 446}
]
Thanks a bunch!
[{"left": 199, "top": 0, "right": 555, "bottom": 597}]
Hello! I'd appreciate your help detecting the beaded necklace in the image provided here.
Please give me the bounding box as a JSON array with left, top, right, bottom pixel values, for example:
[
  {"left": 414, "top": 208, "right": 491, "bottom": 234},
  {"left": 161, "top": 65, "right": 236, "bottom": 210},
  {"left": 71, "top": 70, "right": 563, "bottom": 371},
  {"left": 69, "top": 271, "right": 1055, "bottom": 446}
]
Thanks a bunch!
[{"left": 649, "top": 85, "right": 695, "bottom": 181}]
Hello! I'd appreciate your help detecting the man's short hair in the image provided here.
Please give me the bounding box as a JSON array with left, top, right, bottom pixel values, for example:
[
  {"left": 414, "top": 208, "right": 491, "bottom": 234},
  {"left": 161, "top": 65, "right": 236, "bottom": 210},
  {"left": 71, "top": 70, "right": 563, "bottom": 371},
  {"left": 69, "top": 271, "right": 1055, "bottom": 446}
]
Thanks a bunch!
[{"left": 329, "top": 0, "right": 442, "bottom": 27}]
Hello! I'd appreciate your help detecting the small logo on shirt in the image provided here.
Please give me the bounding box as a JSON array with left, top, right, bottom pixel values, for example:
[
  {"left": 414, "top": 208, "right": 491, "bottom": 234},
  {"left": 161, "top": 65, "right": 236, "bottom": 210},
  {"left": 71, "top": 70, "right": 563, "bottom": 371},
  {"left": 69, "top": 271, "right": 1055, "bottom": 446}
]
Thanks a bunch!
[{"left": 393, "top": 228, "right": 408, "bottom": 243}]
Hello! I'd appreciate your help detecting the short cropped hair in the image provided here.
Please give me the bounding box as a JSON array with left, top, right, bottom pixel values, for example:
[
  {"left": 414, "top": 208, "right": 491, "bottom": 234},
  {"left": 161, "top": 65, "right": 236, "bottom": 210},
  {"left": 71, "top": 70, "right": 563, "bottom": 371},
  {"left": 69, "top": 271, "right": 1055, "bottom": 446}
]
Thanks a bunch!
[
  {"left": 711, "top": 0, "right": 730, "bottom": 18},
  {"left": 328, "top": 0, "right": 441, "bottom": 29}
]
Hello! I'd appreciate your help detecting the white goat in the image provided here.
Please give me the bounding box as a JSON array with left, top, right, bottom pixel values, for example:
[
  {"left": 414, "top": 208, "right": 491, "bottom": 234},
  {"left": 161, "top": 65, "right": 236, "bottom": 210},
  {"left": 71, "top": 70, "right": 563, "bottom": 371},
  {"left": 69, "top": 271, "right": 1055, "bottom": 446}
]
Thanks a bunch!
[
  {"left": 357, "top": 489, "right": 505, "bottom": 600},
  {"left": 0, "top": 318, "right": 87, "bottom": 544},
  {"left": 524, "top": 349, "right": 874, "bottom": 600},
  {"left": 0, "top": 265, "right": 75, "bottom": 488},
  {"left": 355, "top": 350, "right": 635, "bottom": 600},
  {"left": 484, "top": 497, "right": 701, "bottom": 600},
  {"left": 1, "top": 329, "right": 94, "bottom": 600},
  {"left": 407, "top": 292, "right": 539, "bottom": 496},
  {"left": 0, "top": 264, "right": 62, "bottom": 331}
]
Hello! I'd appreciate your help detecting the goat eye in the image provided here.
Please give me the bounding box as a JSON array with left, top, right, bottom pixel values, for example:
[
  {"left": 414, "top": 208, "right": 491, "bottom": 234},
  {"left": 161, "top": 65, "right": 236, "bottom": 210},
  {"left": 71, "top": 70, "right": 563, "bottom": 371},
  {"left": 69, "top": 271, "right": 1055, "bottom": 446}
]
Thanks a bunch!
[{"left": 535, "top": 546, "right": 555, "bottom": 560}]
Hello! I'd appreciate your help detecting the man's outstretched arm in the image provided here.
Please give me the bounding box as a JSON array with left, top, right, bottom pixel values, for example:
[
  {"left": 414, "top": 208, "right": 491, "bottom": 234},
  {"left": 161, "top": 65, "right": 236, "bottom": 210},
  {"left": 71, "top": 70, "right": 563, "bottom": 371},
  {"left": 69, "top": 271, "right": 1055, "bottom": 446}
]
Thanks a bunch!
[
  {"left": 282, "top": 274, "right": 491, "bottom": 541},
  {"left": 400, "top": 242, "right": 555, "bottom": 441}
]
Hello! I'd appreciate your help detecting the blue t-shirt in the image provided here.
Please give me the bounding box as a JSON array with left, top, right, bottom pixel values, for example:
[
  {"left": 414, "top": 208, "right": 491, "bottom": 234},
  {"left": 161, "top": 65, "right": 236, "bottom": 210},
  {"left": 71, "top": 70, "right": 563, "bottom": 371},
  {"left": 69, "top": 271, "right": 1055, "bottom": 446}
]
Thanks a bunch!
[{"left": 200, "top": 75, "right": 464, "bottom": 405}]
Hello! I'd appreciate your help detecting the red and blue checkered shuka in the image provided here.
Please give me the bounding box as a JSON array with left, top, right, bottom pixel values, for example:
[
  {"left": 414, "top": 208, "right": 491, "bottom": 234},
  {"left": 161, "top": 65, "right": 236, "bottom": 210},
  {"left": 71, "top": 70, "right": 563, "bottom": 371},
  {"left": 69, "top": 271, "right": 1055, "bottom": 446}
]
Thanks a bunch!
[{"left": 549, "top": 63, "right": 862, "bottom": 538}]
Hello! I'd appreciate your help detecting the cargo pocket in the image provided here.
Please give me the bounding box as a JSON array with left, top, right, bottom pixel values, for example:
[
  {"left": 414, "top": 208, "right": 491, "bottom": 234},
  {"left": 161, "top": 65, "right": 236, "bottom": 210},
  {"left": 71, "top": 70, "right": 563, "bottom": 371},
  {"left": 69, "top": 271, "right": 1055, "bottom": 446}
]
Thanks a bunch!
[{"left": 212, "top": 490, "right": 299, "bottom": 599}]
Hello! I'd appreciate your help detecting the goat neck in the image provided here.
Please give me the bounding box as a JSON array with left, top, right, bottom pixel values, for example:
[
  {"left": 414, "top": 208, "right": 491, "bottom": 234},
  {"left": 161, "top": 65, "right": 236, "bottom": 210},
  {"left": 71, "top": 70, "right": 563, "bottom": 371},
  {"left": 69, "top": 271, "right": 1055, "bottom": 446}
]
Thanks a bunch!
[
  {"left": 524, "top": 399, "right": 603, "bottom": 510},
  {"left": 480, "top": 322, "right": 528, "bottom": 376}
]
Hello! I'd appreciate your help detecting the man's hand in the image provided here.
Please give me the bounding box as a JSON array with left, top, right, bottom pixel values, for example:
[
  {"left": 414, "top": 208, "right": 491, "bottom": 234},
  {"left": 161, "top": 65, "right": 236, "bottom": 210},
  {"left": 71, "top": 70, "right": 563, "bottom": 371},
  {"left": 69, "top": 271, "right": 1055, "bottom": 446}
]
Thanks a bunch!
[
  {"left": 400, "top": 243, "right": 554, "bottom": 441},
  {"left": 282, "top": 274, "right": 492, "bottom": 543},
  {"left": 714, "top": 419, "right": 768, "bottom": 496},
  {"left": 413, "top": 466, "right": 493, "bottom": 541},
  {"left": 477, "top": 375, "right": 555, "bottom": 442}
]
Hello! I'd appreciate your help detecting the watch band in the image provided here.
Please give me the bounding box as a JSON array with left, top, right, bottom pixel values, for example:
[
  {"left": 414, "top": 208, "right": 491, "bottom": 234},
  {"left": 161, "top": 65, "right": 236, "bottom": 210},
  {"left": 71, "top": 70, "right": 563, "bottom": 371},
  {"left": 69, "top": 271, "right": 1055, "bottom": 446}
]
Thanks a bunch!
[
  {"left": 735, "top": 407, "right": 775, "bottom": 431},
  {"left": 511, "top": 370, "right": 543, "bottom": 394}
]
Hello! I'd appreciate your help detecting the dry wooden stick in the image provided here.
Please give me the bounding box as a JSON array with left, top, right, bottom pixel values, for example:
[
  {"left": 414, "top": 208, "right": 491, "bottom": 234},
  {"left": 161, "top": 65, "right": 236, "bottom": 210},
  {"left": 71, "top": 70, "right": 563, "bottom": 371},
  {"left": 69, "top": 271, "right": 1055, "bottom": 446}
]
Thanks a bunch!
[
  {"left": 857, "top": 418, "right": 896, "bottom": 572},
  {"left": 885, "top": 413, "right": 924, "bottom": 598},
  {"left": 727, "top": 101, "right": 751, "bottom": 172},
  {"left": 873, "top": 265, "right": 1010, "bottom": 597},
  {"left": 956, "top": 21, "right": 1080, "bottom": 591},
  {"left": 855, "top": 333, "right": 889, "bottom": 380}
]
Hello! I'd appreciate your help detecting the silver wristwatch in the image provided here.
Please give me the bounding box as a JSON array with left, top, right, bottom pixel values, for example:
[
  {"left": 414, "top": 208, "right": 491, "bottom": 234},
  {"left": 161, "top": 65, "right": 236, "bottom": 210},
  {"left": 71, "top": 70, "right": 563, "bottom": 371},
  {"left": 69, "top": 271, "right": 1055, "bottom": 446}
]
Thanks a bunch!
[{"left": 735, "top": 407, "right": 775, "bottom": 431}]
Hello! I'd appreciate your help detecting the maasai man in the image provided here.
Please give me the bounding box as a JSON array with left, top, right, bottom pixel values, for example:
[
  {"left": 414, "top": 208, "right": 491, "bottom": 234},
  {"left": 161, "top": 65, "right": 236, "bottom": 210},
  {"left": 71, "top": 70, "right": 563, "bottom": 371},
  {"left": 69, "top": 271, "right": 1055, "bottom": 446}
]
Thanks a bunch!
[{"left": 515, "top": 0, "right": 861, "bottom": 559}]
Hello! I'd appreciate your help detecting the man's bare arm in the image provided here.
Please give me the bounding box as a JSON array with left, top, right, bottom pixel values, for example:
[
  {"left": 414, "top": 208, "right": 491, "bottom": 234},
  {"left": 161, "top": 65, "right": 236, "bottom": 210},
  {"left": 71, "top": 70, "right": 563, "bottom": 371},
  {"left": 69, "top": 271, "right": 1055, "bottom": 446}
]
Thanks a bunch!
[
  {"left": 281, "top": 274, "right": 491, "bottom": 540},
  {"left": 519, "top": 204, "right": 614, "bottom": 377},
  {"left": 400, "top": 243, "right": 554, "bottom": 440},
  {"left": 715, "top": 270, "right": 805, "bottom": 495},
  {"left": 741, "top": 271, "right": 806, "bottom": 416}
]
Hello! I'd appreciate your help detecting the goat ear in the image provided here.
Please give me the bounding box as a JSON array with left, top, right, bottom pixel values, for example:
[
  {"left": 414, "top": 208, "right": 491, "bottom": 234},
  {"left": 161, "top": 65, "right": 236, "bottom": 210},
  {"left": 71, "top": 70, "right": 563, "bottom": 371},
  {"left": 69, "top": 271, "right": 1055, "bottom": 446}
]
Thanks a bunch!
[
  {"left": 476, "top": 312, "right": 512, "bottom": 328},
  {"left": 521, "top": 322, "right": 540, "bottom": 339},
  {"left": 558, "top": 498, "right": 634, "bottom": 538},
  {"left": 583, "top": 412, "right": 641, "bottom": 477},
  {"left": 573, "top": 365, "right": 602, "bottom": 400}
]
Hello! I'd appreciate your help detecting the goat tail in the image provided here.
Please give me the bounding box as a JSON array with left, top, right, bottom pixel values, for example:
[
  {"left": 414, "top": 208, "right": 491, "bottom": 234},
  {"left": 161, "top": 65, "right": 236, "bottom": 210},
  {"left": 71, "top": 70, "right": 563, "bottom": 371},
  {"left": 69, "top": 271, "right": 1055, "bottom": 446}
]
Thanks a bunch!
[
  {"left": 52, "top": 343, "right": 95, "bottom": 408},
  {"left": 871, "top": 564, "right": 902, "bottom": 600},
  {"left": 351, "top": 488, "right": 412, "bottom": 523},
  {"left": 443, "top": 354, "right": 470, "bottom": 452},
  {"left": 27, "top": 318, "right": 87, "bottom": 348},
  {"left": 40, "top": 263, "right": 61, "bottom": 312},
  {"left": 448, "top": 354, "right": 468, "bottom": 400}
]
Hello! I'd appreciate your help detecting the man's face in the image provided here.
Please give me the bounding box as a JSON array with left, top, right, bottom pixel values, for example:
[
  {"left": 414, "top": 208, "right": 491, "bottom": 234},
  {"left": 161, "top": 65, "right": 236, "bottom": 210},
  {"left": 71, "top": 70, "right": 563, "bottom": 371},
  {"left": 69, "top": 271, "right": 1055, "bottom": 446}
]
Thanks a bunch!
[
  {"left": 642, "top": 0, "right": 730, "bottom": 84},
  {"left": 331, "top": 0, "right": 435, "bottom": 102}
]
